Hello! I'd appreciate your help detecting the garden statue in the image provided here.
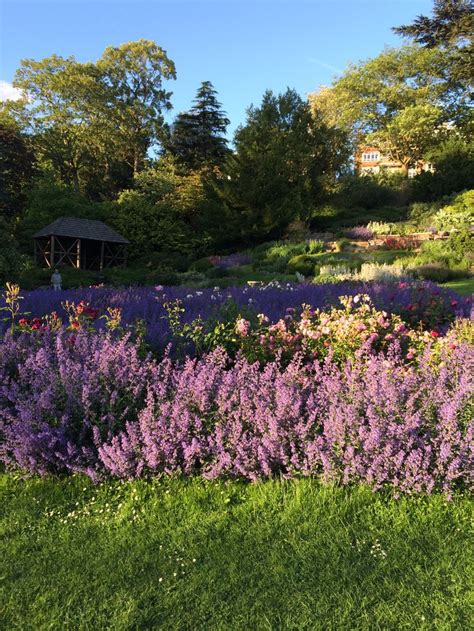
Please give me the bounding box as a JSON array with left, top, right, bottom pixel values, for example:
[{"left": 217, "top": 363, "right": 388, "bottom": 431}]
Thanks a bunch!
[{"left": 51, "top": 269, "right": 62, "bottom": 291}]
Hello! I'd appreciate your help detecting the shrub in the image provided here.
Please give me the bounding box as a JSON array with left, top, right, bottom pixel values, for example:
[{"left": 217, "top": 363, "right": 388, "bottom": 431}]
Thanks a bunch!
[
  {"left": 0, "top": 229, "right": 27, "bottom": 284},
  {"left": 448, "top": 228, "right": 474, "bottom": 265},
  {"left": 333, "top": 239, "right": 351, "bottom": 253},
  {"left": 355, "top": 263, "right": 411, "bottom": 283},
  {"left": 206, "top": 266, "right": 230, "bottom": 279},
  {"left": 307, "top": 239, "right": 325, "bottom": 254},
  {"left": 258, "top": 257, "right": 290, "bottom": 274},
  {"left": 287, "top": 254, "right": 317, "bottom": 276},
  {"left": 411, "top": 138, "right": 474, "bottom": 201},
  {"left": 336, "top": 175, "right": 398, "bottom": 210},
  {"left": 318, "top": 264, "right": 352, "bottom": 278},
  {"left": 382, "top": 236, "right": 417, "bottom": 250},
  {"left": 214, "top": 253, "right": 252, "bottom": 269},
  {"left": 284, "top": 219, "right": 309, "bottom": 241},
  {"left": 191, "top": 257, "right": 214, "bottom": 273},
  {"left": 412, "top": 232, "right": 472, "bottom": 270},
  {"left": 343, "top": 226, "right": 373, "bottom": 240},
  {"left": 433, "top": 191, "right": 474, "bottom": 232},
  {"left": 176, "top": 271, "right": 208, "bottom": 287},
  {"left": 409, "top": 264, "right": 469, "bottom": 284}
]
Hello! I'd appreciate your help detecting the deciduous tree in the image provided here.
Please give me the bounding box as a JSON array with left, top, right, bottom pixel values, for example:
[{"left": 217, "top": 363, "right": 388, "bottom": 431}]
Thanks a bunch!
[{"left": 214, "top": 88, "right": 350, "bottom": 240}]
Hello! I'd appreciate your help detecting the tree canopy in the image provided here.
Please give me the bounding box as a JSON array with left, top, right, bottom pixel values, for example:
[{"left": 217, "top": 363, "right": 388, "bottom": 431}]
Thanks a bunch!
[
  {"left": 309, "top": 44, "right": 470, "bottom": 170},
  {"left": 394, "top": 0, "right": 473, "bottom": 89},
  {"left": 213, "top": 88, "right": 350, "bottom": 240},
  {"left": 164, "top": 81, "right": 230, "bottom": 170},
  {"left": 4, "top": 40, "right": 176, "bottom": 194}
]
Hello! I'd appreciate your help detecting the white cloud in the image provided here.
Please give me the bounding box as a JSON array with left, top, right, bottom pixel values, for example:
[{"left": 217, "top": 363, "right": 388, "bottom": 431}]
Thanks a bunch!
[
  {"left": 0, "top": 80, "right": 23, "bottom": 102},
  {"left": 307, "top": 58, "right": 342, "bottom": 74}
]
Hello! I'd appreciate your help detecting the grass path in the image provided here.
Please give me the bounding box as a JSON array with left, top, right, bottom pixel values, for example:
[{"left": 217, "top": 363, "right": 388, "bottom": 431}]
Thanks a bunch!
[{"left": 1, "top": 475, "right": 472, "bottom": 630}]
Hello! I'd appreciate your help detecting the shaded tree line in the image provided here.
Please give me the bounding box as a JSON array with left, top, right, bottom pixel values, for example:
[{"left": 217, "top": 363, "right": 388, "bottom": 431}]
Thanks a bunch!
[{"left": 1, "top": 1, "right": 473, "bottom": 281}]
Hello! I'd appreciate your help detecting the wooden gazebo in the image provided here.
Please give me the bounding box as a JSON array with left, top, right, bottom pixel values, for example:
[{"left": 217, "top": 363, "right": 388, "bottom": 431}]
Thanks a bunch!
[{"left": 33, "top": 217, "right": 129, "bottom": 270}]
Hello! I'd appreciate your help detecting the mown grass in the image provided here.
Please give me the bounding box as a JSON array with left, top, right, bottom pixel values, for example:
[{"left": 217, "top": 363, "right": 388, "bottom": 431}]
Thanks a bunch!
[
  {"left": 443, "top": 277, "right": 474, "bottom": 296},
  {"left": 1, "top": 474, "right": 472, "bottom": 630}
]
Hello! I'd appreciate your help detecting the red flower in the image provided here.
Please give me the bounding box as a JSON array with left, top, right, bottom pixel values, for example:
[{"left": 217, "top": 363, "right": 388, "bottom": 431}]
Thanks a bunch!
[
  {"left": 70, "top": 321, "right": 81, "bottom": 330},
  {"left": 18, "top": 318, "right": 29, "bottom": 327},
  {"left": 85, "top": 307, "right": 98, "bottom": 320},
  {"left": 430, "top": 330, "right": 440, "bottom": 338},
  {"left": 31, "top": 318, "right": 42, "bottom": 330}
]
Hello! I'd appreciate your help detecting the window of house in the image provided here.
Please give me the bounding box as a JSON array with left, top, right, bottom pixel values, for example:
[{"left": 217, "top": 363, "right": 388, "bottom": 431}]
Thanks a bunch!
[{"left": 362, "top": 152, "right": 379, "bottom": 162}]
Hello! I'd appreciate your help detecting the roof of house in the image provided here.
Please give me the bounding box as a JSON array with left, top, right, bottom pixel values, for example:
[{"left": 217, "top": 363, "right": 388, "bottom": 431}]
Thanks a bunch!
[{"left": 33, "top": 217, "right": 130, "bottom": 244}]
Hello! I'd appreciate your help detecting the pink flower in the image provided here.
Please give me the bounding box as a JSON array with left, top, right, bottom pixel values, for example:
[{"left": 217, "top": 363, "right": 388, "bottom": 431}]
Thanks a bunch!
[{"left": 235, "top": 318, "right": 250, "bottom": 337}]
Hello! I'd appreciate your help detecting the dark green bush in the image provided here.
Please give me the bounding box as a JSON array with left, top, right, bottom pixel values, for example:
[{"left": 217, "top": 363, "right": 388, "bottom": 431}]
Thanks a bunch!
[
  {"left": 336, "top": 175, "right": 399, "bottom": 210},
  {"left": 411, "top": 138, "right": 474, "bottom": 202},
  {"left": 190, "top": 257, "right": 214, "bottom": 273},
  {"left": 206, "top": 266, "right": 230, "bottom": 279},
  {"left": 410, "top": 264, "right": 470, "bottom": 283},
  {"left": 257, "top": 257, "right": 290, "bottom": 273},
  {"left": 287, "top": 254, "right": 318, "bottom": 276},
  {"left": 18, "top": 267, "right": 100, "bottom": 290}
]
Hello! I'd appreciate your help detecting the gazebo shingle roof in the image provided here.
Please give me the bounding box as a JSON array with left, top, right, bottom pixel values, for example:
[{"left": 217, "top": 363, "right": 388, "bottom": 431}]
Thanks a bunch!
[{"left": 33, "top": 217, "right": 129, "bottom": 244}]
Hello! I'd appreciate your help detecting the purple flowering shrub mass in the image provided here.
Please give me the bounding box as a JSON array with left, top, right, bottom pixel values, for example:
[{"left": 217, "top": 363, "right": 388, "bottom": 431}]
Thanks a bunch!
[{"left": 0, "top": 281, "right": 473, "bottom": 493}]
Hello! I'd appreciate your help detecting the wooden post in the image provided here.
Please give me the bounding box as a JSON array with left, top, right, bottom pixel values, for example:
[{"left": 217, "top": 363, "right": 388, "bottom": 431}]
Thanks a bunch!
[
  {"left": 50, "top": 235, "right": 55, "bottom": 268},
  {"left": 76, "top": 239, "right": 81, "bottom": 269},
  {"left": 100, "top": 241, "right": 105, "bottom": 271}
]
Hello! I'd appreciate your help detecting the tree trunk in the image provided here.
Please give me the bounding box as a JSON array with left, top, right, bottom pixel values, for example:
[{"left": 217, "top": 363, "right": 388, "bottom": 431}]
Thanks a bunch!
[
  {"left": 133, "top": 150, "right": 139, "bottom": 177},
  {"left": 72, "top": 168, "right": 80, "bottom": 194}
]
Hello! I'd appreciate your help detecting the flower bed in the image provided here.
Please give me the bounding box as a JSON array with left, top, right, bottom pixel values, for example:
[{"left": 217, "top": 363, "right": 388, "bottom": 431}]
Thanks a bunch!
[
  {"left": 1, "top": 281, "right": 470, "bottom": 350},
  {"left": 0, "top": 326, "right": 472, "bottom": 492},
  {"left": 1, "top": 281, "right": 472, "bottom": 492}
]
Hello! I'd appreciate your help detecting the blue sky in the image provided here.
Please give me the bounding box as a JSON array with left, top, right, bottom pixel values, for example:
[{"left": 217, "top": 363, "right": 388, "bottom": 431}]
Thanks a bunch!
[{"left": 0, "top": 0, "right": 433, "bottom": 136}]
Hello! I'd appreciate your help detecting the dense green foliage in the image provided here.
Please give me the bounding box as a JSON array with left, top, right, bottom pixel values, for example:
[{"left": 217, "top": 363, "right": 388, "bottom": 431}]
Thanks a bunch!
[
  {"left": 212, "top": 88, "right": 350, "bottom": 241},
  {"left": 0, "top": 117, "right": 36, "bottom": 218},
  {"left": 163, "top": 81, "right": 230, "bottom": 170},
  {"left": 394, "top": 0, "right": 473, "bottom": 88},
  {"left": 0, "top": 3, "right": 472, "bottom": 281}
]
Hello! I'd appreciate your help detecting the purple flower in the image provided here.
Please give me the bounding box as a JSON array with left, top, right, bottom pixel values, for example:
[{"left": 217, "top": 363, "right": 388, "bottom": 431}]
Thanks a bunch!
[{"left": 0, "top": 331, "right": 472, "bottom": 494}]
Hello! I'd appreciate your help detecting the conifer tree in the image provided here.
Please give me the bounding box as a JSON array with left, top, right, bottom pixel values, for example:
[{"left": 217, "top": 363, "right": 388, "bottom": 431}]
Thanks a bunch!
[{"left": 166, "top": 81, "right": 230, "bottom": 169}]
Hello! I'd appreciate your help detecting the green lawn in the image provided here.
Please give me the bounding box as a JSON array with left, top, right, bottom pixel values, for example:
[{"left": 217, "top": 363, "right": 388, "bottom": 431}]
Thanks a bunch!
[
  {"left": 1, "top": 474, "right": 472, "bottom": 630},
  {"left": 443, "top": 277, "right": 474, "bottom": 296}
]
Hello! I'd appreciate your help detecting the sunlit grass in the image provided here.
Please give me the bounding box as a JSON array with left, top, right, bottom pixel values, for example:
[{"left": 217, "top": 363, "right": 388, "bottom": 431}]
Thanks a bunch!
[
  {"left": 443, "top": 277, "right": 474, "bottom": 296},
  {"left": 1, "top": 474, "right": 472, "bottom": 630}
]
